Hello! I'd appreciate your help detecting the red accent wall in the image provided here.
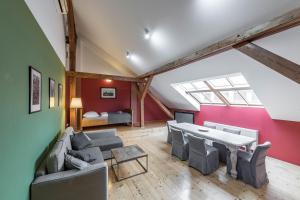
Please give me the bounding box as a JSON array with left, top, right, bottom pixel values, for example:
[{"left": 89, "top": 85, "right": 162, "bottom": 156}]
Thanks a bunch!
[
  {"left": 80, "top": 78, "right": 169, "bottom": 122},
  {"left": 144, "top": 94, "right": 169, "bottom": 122},
  {"left": 192, "top": 105, "right": 300, "bottom": 166},
  {"left": 81, "top": 79, "right": 131, "bottom": 113}
]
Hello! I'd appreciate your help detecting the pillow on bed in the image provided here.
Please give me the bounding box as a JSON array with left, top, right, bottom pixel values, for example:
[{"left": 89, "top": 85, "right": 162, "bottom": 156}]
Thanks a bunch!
[{"left": 83, "top": 111, "right": 99, "bottom": 118}]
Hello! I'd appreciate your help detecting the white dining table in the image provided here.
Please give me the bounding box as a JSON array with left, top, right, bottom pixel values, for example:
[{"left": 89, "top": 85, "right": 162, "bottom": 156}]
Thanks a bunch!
[{"left": 170, "top": 122, "right": 256, "bottom": 178}]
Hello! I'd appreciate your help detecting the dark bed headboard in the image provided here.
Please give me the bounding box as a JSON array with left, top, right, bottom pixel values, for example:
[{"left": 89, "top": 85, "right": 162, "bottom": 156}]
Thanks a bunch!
[{"left": 174, "top": 111, "right": 194, "bottom": 124}]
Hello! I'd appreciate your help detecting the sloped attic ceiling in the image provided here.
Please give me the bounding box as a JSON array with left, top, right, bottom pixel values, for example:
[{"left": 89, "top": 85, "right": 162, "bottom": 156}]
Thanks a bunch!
[
  {"left": 72, "top": 0, "right": 300, "bottom": 122},
  {"left": 72, "top": 0, "right": 300, "bottom": 74},
  {"left": 151, "top": 26, "right": 300, "bottom": 122}
]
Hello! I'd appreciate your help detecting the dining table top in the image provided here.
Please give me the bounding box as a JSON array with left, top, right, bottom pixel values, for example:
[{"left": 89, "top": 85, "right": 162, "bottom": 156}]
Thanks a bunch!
[{"left": 170, "top": 122, "right": 256, "bottom": 147}]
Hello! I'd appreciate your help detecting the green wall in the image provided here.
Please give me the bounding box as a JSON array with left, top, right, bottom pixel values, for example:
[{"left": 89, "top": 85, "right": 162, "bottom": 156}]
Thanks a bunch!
[{"left": 0, "top": 0, "right": 65, "bottom": 199}]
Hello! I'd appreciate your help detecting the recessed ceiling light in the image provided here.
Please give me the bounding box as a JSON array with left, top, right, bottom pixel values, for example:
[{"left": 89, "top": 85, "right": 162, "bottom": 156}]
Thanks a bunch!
[
  {"left": 144, "top": 28, "right": 151, "bottom": 40},
  {"left": 126, "top": 51, "right": 131, "bottom": 59}
]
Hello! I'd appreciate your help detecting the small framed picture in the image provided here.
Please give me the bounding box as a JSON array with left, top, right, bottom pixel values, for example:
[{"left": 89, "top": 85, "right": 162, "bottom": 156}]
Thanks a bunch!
[
  {"left": 49, "top": 78, "right": 55, "bottom": 108},
  {"left": 58, "top": 83, "right": 63, "bottom": 107},
  {"left": 29, "top": 66, "right": 42, "bottom": 114},
  {"left": 100, "top": 87, "right": 116, "bottom": 99}
]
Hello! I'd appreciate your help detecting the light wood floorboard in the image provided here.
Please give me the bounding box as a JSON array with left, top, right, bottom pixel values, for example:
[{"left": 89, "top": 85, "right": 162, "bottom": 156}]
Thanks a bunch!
[{"left": 106, "top": 122, "right": 300, "bottom": 200}]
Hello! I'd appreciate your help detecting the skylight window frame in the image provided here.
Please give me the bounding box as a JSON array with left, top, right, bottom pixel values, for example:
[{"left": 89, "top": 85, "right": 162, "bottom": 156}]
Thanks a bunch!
[{"left": 176, "top": 74, "right": 263, "bottom": 107}]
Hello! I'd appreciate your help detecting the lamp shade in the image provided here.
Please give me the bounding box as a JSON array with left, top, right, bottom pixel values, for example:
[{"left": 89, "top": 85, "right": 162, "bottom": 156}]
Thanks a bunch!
[{"left": 70, "top": 98, "right": 83, "bottom": 108}]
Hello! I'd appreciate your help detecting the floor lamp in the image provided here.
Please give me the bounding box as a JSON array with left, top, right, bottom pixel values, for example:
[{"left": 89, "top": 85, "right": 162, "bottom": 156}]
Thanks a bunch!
[{"left": 70, "top": 97, "right": 83, "bottom": 131}]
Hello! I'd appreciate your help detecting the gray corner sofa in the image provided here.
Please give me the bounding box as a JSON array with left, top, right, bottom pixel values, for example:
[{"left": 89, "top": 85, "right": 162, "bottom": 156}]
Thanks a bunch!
[{"left": 31, "top": 127, "right": 123, "bottom": 200}]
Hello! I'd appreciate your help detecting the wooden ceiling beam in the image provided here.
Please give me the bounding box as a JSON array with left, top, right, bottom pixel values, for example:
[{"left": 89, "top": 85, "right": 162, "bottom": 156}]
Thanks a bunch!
[
  {"left": 66, "top": 0, "right": 76, "bottom": 71},
  {"left": 66, "top": 71, "right": 143, "bottom": 82},
  {"left": 236, "top": 42, "right": 300, "bottom": 84},
  {"left": 140, "top": 76, "right": 153, "bottom": 100},
  {"left": 138, "top": 7, "right": 300, "bottom": 78}
]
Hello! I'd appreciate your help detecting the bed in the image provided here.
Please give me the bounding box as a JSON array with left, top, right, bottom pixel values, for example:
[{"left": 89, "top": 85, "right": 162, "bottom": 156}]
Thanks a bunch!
[{"left": 82, "top": 109, "right": 133, "bottom": 128}]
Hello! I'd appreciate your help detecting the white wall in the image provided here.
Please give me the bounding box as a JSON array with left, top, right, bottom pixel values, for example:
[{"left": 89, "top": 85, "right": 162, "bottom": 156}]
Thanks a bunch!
[
  {"left": 76, "top": 37, "right": 135, "bottom": 76},
  {"left": 25, "top": 0, "right": 66, "bottom": 66},
  {"left": 151, "top": 27, "right": 300, "bottom": 122}
]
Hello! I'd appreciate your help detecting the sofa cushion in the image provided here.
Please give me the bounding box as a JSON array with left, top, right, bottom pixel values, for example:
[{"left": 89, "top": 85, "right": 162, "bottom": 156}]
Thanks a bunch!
[
  {"left": 64, "top": 154, "right": 91, "bottom": 170},
  {"left": 47, "top": 141, "right": 66, "bottom": 174},
  {"left": 68, "top": 149, "right": 98, "bottom": 163},
  {"left": 78, "top": 147, "right": 105, "bottom": 164},
  {"left": 89, "top": 136, "right": 123, "bottom": 151},
  {"left": 71, "top": 132, "right": 92, "bottom": 150}
]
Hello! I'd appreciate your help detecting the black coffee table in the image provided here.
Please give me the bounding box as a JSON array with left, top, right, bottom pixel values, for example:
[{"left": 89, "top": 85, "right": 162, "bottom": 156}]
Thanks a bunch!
[{"left": 111, "top": 145, "right": 148, "bottom": 181}]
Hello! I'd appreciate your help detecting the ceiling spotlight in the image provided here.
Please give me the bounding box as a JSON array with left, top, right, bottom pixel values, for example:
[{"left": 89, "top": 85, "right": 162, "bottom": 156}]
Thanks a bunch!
[
  {"left": 126, "top": 51, "right": 131, "bottom": 59},
  {"left": 144, "top": 28, "right": 151, "bottom": 40}
]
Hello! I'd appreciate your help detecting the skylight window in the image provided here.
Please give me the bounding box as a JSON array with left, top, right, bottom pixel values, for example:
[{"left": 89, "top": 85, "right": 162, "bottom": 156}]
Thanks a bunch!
[
  {"left": 228, "top": 75, "right": 250, "bottom": 88},
  {"left": 172, "top": 73, "right": 263, "bottom": 107},
  {"left": 208, "top": 78, "right": 232, "bottom": 89},
  {"left": 192, "top": 81, "right": 209, "bottom": 90},
  {"left": 220, "top": 91, "right": 247, "bottom": 105}
]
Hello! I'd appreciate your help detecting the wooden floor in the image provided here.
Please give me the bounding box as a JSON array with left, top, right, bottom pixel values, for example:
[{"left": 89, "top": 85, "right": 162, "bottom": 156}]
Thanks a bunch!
[{"left": 106, "top": 122, "right": 300, "bottom": 200}]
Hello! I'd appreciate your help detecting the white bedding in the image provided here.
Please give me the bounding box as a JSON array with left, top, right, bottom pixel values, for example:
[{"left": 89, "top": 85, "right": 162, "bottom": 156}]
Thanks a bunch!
[{"left": 83, "top": 111, "right": 108, "bottom": 119}]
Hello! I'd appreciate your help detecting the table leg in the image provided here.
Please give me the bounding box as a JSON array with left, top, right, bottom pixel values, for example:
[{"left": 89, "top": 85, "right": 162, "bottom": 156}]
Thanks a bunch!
[{"left": 228, "top": 146, "right": 238, "bottom": 179}]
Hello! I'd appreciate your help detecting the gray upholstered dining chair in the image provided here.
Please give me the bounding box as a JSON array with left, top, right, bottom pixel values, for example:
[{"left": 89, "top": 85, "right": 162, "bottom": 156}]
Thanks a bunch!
[
  {"left": 171, "top": 129, "right": 189, "bottom": 161},
  {"left": 212, "top": 127, "right": 241, "bottom": 163},
  {"left": 188, "top": 135, "right": 219, "bottom": 175},
  {"left": 237, "top": 141, "right": 271, "bottom": 188},
  {"left": 167, "top": 120, "right": 177, "bottom": 144}
]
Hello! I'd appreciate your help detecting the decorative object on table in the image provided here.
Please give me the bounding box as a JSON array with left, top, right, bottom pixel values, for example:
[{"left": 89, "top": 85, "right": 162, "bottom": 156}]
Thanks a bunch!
[
  {"left": 198, "top": 127, "right": 209, "bottom": 132},
  {"left": 70, "top": 97, "right": 83, "bottom": 131},
  {"left": 29, "top": 66, "right": 42, "bottom": 114},
  {"left": 58, "top": 83, "right": 63, "bottom": 107},
  {"left": 100, "top": 87, "right": 116, "bottom": 99},
  {"left": 49, "top": 78, "right": 55, "bottom": 108}
]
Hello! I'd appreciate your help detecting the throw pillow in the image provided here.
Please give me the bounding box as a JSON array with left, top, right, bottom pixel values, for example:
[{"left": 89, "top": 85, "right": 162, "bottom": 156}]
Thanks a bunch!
[
  {"left": 70, "top": 132, "right": 92, "bottom": 150},
  {"left": 67, "top": 149, "right": 96, "bottom": 162},
  {"left": 64, "top": 154, "right": 91, "bottom": 170}
]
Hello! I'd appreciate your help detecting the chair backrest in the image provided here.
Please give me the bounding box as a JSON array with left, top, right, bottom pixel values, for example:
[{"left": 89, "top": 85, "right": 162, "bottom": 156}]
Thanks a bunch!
[
  {"left": 223, "top": 127, "right": 241, "bottom": 135},
  {"left": 251, "top": 141, "right": 271, "bottom": 166},
  {"left": 203, "top": 124, "right": 216, "bottom": 129},
  {"left": 171, "top": 128, "right": 185, "bottom": 145},
  {"left": 167, "top": 120, "right": 177, "bottom": 133},
  {"left": 188, "top": 134, "right": 206, "bottom": 155},
  {"left": 204, "top": 121, "right": 259, "bottom": 150}
]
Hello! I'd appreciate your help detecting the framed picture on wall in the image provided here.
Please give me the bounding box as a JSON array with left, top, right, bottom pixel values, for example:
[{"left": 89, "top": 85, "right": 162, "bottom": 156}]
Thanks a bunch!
[
  {"left": 58, "top": 83, "right": 63, "bottom": 107},
  {"left": 49, "top": 78, "right": 55, "bottom": 108},
  {"left": 100, "top": 87, "right": 116, "bottom": 99},
  {"left": 29, "top": 66, "right": 42, "bottom": 114}
]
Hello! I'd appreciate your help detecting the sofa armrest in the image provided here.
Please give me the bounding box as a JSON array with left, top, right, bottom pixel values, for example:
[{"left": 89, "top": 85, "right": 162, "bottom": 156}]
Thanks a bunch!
[
  {"left": 84, "top": 128, "right": 117, "bottom": 139},
  {"left": 31, "top": 163, "right": 108, "bottom": 200}
]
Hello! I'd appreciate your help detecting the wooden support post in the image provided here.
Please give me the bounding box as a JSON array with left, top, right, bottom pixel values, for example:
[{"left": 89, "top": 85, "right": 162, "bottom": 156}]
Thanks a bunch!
[
  {"left": 69, "top": 76, "right": 76, "bottom": 129},
  {"left": 66, "top": 0, "right": 76, "bottom": 71},
  {"left": 138, "top": 76, "right": 153, "bottom": 127}
]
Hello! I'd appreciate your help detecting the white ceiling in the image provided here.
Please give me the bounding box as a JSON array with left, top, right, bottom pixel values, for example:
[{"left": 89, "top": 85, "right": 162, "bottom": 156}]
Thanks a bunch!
[
  {"left": 72, "top": 0, "right": 300, "bottom": 75},
  {"left": 151, "top": 26, "right": 300, "bottom": 122}
]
